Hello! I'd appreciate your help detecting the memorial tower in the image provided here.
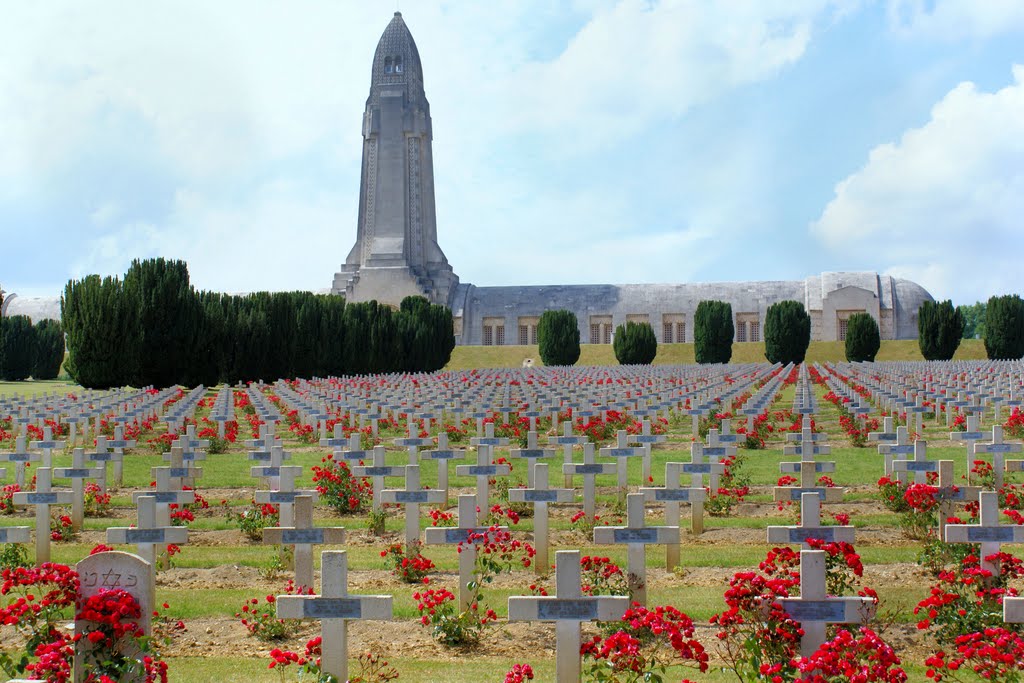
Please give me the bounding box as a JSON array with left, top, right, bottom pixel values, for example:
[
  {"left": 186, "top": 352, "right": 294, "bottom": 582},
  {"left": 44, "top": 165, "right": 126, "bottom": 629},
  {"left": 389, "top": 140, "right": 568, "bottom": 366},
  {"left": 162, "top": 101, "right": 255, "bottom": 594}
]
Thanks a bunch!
[{"left": 333, "top": 12, "right": 458, "bottom": 306}]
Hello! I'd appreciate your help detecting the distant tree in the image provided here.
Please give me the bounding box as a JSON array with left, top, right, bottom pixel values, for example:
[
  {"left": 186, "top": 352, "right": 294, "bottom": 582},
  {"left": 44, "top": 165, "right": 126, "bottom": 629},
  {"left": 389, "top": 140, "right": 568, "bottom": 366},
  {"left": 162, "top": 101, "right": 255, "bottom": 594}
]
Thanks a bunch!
[
  {"left": 33, "top": 319, "right": 65, "bottom": 380},
  {"left": 62, "top": 275, "right": 135, "bottom": 389},
  {"left": 763, "top": 300, "right": 811, "bottom": 365},
  {"left": 537, "top": 310, "right": 581, "bottom": 366},
  {"left": 960, "top": 301, "right": 987, "bottom": 339},
  {"left": 694, "top": 300, "right": 734, "bottom": 364},
  {"left": 613, "top": 321, "right": 657, "bottom": 365},
  {"left": 844, "top": 313, "right": 880, "bottom": 362},
  {"left": 983, "top": 294, "right": 1024, "bottom": 360},
  {"left": 0, "top": 315, "right": 36, "bottom": 381},
  {"left": 917, "top": 300, "right": 964, "bottom": 361},
  {"left": 123, "top": 258, "right": 196, "bottom": 388}
]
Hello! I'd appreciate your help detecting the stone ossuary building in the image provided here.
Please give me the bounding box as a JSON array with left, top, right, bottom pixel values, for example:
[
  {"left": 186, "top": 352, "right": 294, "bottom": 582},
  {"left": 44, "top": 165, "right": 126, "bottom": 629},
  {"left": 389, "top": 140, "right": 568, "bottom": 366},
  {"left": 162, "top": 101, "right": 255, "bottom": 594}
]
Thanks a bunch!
[
  {"left": 331, "top": 13, "right": 933, "bottom": 346},
  {"left": 3, "top": 13, "right": 935, "bottom": 347}
]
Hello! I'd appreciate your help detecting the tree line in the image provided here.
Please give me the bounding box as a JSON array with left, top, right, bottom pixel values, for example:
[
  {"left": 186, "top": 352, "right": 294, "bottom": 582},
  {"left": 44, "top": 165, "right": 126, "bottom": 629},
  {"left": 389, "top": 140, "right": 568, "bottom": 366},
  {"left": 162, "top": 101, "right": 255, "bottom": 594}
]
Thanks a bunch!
[
  {"left": 0, "top": 316, "right": 65, "bottom": 381},
  {"left": 61, "top": 258, "right": 455, "bottom": 389}
]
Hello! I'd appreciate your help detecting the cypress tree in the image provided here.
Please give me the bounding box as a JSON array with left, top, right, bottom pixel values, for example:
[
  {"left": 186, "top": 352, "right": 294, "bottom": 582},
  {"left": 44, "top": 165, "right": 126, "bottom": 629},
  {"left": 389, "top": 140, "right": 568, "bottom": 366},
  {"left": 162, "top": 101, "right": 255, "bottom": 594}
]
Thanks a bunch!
[
  {"left": 764, "top": 300, "right": 811, "bottom": 365},
  {"left": 319, "top": 295, "right": 346, "bottom": 377},
  {"left": 0, "top": 315, "right": 36, "bottom": 381},
  {"left": 537, "top": 310, "right": 581, "bottom": 366},
  {"left": 844, "top": 313, "right": 881, "bottom": 362},
  {"left": 984, "top": 294, "right": 1024, "bottom": 360},
  {"left": 694, "top": 300, "right": 734, "bottom": 364},
  {"left": 917, "top": 300, "right": 964, "bottom": 361},
  {"left": 613, "top": 321, "right": 657, "bottom": 365},
  {"left": 123, "top": 258, "right": 196, "bottom": 388},
  {"left": 32, "top": 319, "right": 65, "bottom": 380},
  {"left": 62, "top": 275, "right": 134, "bottom": 388}
]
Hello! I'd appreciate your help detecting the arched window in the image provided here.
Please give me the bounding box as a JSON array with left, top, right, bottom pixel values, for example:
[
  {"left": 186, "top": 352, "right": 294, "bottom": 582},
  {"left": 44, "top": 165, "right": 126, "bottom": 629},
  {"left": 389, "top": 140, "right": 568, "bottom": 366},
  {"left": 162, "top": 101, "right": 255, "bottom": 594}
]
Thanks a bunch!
[
  {"left": 394, "top": 56, "right": 403, "bottom": 73},
  {"left": 384, "top": 57, "right": 393, "bottom": 74}
]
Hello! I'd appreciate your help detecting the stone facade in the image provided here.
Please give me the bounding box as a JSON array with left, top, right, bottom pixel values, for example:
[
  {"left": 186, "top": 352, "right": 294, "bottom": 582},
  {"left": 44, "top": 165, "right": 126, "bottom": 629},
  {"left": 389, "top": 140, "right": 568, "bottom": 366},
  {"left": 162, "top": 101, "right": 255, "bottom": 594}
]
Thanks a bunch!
[{"left": 449, "top": 274, "right": 933, "bottom": 346}]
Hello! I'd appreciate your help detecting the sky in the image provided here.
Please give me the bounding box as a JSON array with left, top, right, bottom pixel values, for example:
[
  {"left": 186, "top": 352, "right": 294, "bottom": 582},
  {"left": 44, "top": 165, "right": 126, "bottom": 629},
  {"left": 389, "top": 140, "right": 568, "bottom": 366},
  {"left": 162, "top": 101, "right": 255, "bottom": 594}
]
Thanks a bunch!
[{"left": 1, "top": 0, "right": 1023, "bottom": 306}]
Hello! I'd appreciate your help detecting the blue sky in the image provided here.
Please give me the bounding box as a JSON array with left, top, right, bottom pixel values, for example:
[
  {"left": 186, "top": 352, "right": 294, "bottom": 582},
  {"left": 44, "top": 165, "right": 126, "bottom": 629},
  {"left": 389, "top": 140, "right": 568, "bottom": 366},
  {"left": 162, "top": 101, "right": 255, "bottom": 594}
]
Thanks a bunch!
[{"left": 2, "top": 0, "right": 1023, "bottom": 306}]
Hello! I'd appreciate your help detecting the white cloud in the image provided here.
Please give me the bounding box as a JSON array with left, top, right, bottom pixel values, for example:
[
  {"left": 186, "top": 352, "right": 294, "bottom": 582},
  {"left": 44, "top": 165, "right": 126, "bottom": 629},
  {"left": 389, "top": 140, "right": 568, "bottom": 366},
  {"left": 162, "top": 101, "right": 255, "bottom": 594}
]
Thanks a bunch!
[
  {"left": 888, "top": 0, "right": 1024, "bottom": 40},
  {"left": 811, "top": 65, "right": 1024, "bottom": 303}
]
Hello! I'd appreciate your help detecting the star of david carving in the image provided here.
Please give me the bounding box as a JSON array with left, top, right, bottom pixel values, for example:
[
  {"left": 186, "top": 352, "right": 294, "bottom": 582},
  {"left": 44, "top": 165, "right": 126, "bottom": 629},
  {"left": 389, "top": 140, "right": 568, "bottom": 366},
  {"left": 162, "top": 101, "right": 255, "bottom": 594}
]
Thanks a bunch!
[{"left": 101, "top": 568, "right": 122, "bottom": 587}]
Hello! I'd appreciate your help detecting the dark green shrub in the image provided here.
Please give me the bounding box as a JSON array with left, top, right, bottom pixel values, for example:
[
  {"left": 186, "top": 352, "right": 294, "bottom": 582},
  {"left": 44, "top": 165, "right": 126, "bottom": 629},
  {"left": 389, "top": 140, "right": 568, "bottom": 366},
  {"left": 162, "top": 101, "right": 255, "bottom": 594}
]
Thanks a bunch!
[
  {"left": 62, "top": 275, "right": 135, "bottom": 389},
  {"left": 984, "top": 294, "right": 1024, "bottom": 360},
  {"left": 537, "top": 310, "right": 580, "bottom": 366},
  {"left": 123, "top": 257, "right": 196, "bottom": 388},
  {"left": 694, "top": 300, "right": 734, "bottom": 364},
  {"left": 0, "top": 315, "right": 36, "bottom": 381},
  {"left": 613, "top": 321, "right": 657, "bottom": 365},
  {"left": 844, "top": 313, "right": 880, "bottom": 362},
  {"left": 917, "top": 300, "right": 963, "bottom": 361},
  {"left": 763, "top": 300, "right": 811, "bottom": 364},
  {"left": 33, "top": 320, "right": 65, "bottom": 380}
]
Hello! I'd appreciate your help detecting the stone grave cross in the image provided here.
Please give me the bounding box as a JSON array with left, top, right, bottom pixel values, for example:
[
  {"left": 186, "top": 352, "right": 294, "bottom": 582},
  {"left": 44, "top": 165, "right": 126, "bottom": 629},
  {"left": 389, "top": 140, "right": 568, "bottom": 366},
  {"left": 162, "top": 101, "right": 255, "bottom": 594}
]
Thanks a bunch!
[
  {"left": 380, "top": 465, "right": 445, "bottom": 551},
  {"left": 509, "top": 463, "right": 573, "bottom": 575},
  {"left": 275, "top": 551, "right": 392, "bottom": 683},
  {"left": 950, "top": 415, "right": 986, "bottom": 485},
  {"left": 972, "top": 425, "right": 1022, "bottom": 489},
  {"left": 107, "top": 425, "right": 137, "bottom": 487},
  {"left": 351, "top": 445, "right": 404, "bottom": 510},
  {"left": 508, "top": 550, "right": 630, "bottom": 683},
  {"left": 263, "top": 495, "right": 346, "bottom": 590},
  {"left": 599, "top": 430, "right": 646, "bottom": 489},
  {"left": 877, "top": 426, "right": 915, "bottom": 479},
  {"left": 944, "top": 491, "right": 1024, "bottom": 577},
  {"left": 509, "top": 430, "right": 555, "bottom": 488},
  {"left": 935, "top": 460, "right": 981, "bottom": 541},
  {"left": 593, "top": 493, "right": 678, "bottom": 604},
  {"left": 456, "top": 440, "right": 512, "bottom": 524},
  {"left": 562, "top": 443, "right": 615, "bottom": 521},
  {"left": 682, "top": 441, "right": 725, "bottom": 535},
  {"left": 0, "top": 435, "right": 38, "bottom": 488},
  {"left": 890, "top": 440, "right": 938, "bottom": 485},
  {"left": 421, "top": 432, "right": 466, "bottom": 504},
  {"left": 424, "top": 494, "right": 508, "bottom": 609},
  {"left": 29, "top": 426, "right": 66, "bottom": 468},
  {"left": 12, "top": 467, "right": 72, "bottom": 563},
  {"left": 767, "top": 491, "right": 855, "bottom": 548},
  {"left": 254, "top": 466, "right": 315, "bottom": 528},
  {"left": 106, "top": 495, "right": 188, "bottom": 571},
  {"left": 53, "top": 447, "right": 103, "bottom": 530},
  {"left": 639, "top": 462, "right": 706, "bottom": 567},
  {"left": 778, "top": 549, "right": 877, "bottom": 657},
  {"left": 550, "top": 420, "right": 588, "bottom": 488}
]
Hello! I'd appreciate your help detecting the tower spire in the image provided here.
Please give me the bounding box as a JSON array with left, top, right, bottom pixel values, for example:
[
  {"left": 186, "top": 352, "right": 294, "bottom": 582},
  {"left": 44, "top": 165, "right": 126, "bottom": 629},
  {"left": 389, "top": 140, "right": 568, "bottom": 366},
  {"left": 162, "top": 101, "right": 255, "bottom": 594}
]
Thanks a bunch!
[{"left": 334, "top": 12, "right": 458, "bottom": 307}]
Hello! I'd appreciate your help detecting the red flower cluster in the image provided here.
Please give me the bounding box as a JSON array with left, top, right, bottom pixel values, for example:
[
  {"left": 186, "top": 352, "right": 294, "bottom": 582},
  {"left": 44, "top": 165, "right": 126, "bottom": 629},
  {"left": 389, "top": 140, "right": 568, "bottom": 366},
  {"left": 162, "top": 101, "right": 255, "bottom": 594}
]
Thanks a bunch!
[{"left": 582, "top": 603, "right": 709, "bottom": 677}]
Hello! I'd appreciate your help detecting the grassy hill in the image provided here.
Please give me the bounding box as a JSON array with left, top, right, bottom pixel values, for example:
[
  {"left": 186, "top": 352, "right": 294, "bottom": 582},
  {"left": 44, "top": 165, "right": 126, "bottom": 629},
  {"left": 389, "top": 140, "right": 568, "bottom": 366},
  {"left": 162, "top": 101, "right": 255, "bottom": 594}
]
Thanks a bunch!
[{"left": 445, "top": 339, "right": 988, "bottom": 369}]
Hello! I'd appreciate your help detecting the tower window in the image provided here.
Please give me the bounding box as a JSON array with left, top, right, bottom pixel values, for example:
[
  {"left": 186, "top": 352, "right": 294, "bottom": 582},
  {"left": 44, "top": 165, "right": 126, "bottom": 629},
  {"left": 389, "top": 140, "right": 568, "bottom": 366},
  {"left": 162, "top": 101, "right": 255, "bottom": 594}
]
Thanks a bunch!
[
  {"left": 385, "top": 57, "right": 393, "bottom": 74},
  {"left": 394, "top": 56, "right": 403, "bottom": 73}
]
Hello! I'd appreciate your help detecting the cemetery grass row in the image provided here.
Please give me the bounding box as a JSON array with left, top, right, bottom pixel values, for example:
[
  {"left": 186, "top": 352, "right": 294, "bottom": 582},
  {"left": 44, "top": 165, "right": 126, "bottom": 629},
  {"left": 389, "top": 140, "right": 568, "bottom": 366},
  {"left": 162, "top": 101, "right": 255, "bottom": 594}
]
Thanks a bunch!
[{"left": 1, "top": 365, "right": 1022, "bottom": 681}]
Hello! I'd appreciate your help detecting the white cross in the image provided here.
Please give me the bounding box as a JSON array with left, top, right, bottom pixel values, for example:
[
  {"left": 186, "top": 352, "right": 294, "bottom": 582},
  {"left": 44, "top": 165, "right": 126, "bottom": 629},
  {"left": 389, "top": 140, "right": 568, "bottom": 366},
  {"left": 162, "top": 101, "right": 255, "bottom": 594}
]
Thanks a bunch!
[
  {"left": 639, "top": 462, "right": 706, "bottom": 568},
  {"left": 549, "top": 421, "right": 588, "bottom": 488},
  {"left": 593, "top": 493, "right": 678, "bottom": 604},
  {"left": 778, "top": 549, "right": 877, "bottom": 657},
  {"left": 106, "top": 425, "right": 136, "bottom": 487},
  {"left": 627, "top": 419, "right": 667, "bottom": 484},
  {"left": 421, "top": 432, "right": 466, "bottom": 505},
  {"left": 29, "top": 426, "right": 66, "bottom": 468},
  {"left": 508, "top": 550, "right": 630, "bottom": 683},
  {"left": 509, "top": 463, "right": 573, "bottom": 575},
  {"left": 890, "top": 440, "right": 938, "bottom": 485},
  {"left": 599, "top": 429, "right": 645, "bottom": 489},
  {"left": 254, "top": 466, "right": 316, "bottom": 528},
  {"left": 774, "top": 457, "right": 843, "bottom": 505},
  {"left": 380, "top": 465, "right": 445, "bottom": 550},
  {"left": 456, "top": 441, "right": 512, "bottom": 525},
  {"left": 53, "top": 448, "right": 103, "bottom": 530},
  {"left": 263, "top": 495, "right": 345, "bottom": 591},
  {"left": 12, "top": 467, "right": 73, "bottom": 564},
  {"left": 935, "top": 460, "right": 981, "bottom": 541},
  {"left": 877, "top": 426, "right": 914, "bottom": 480},
  {"left": 950, "top": 415, "right": 986, "bottom": 485},
  {"left": 972, "top": 425, "right": 1023, "bottom": 490},
  {"left": 509, "top": 431, "right": 555, "bottom": 488},
  {"left": 424, "top": 494, "right": 507, "bottom": 610},
  {"left": 0, "top": 435, "right": 38, "bottom": 489},
  {"left": 106, "top": 495, "right": 188, "bottom": 571},
  {"left": 767, "top": 492, "right": 855, "bottom": 548},
  {"left": 944, "top": 491, "right": 1024, "bottom": 577},
  {"left": 562, "top": 443, "right": 615, "bottom": 521},
  {"left": 351, "top": 446, "right": 404, "bottom": 511},
  {"left": 276, "top": 551, "right": 392, "bottom": 683}
]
